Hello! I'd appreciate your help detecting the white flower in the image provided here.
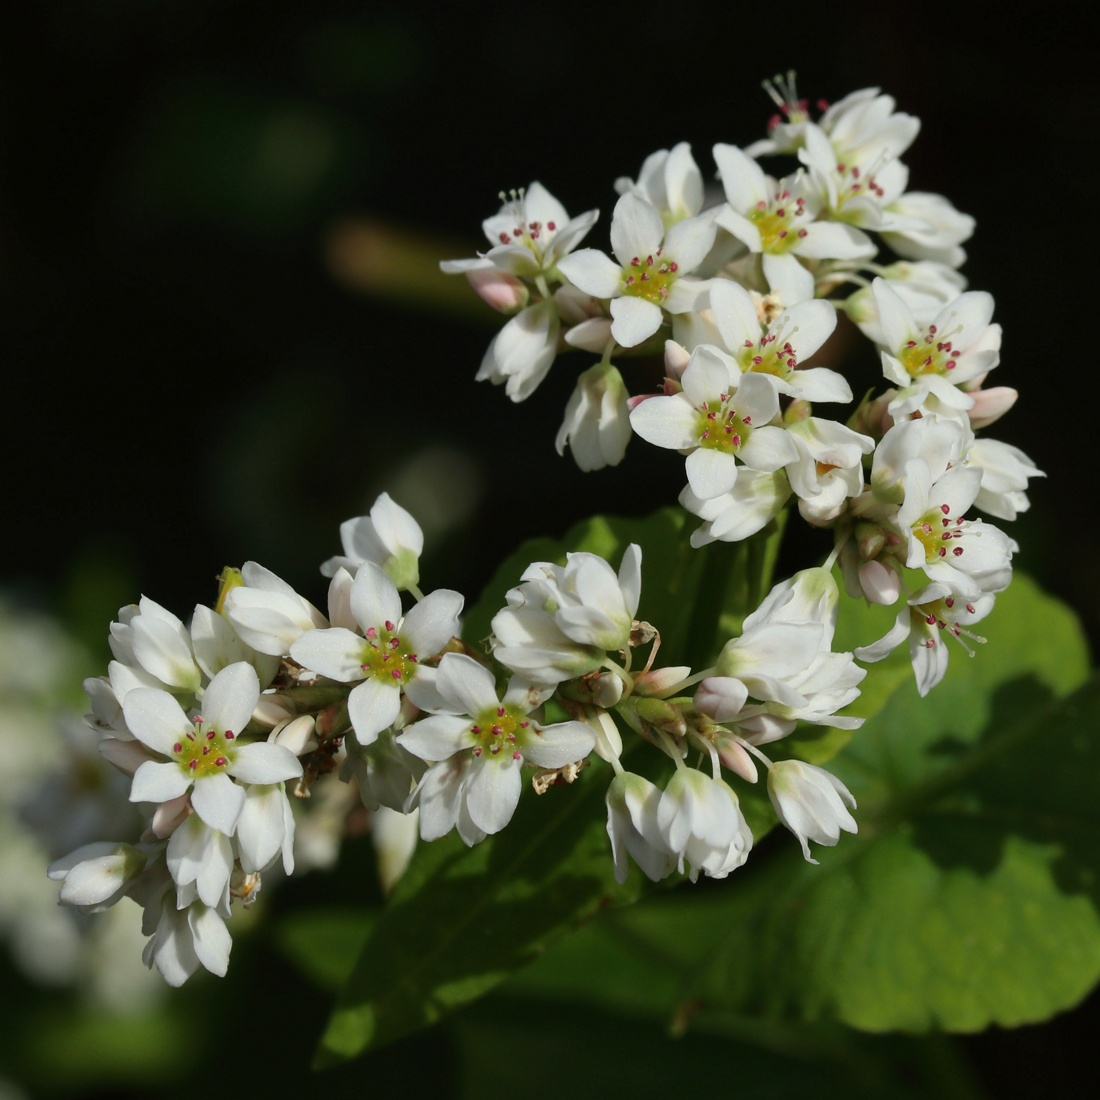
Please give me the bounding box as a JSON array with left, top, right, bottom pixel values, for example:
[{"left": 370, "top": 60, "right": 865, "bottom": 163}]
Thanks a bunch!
[
  {"left": 714, "top": 142, "right": 874, "bottom": 304},
  {"left": 856, "top": 581, "right": 993, "bottom": 697},
  {"left": 873, "top": 278, "right": 1001, "bottom": 418},
  {"left": 47, "top": 841, "right": 149, "bottom": 912},
  {"left": 605, "top": 772, "right": 676, "bottom": 884},
  {"left": 556, "top": 360, "right": 632, "bottom": 472},
  {"left": 166, "top": 813, "right": 234, "bottom": 910},
  {"left": 400, "top": 654, "right": 595, "bottom": 843},
  {"left": 321, "top": 492, "right": 425, "bottom": 591},
  {"left": 630, "top": 345, "right": 796, "bottom": 501},
  {"left": 714, "top": 568, "right": 865, "bottom": 729},
  {"left": 844, "top": 260, "right": 968, "bottom": 346},
  {"left": 967, "top": 438, "right": 1044, "bottom": 521},
  {"left": 558, "top": 193, "right": 717, "bottom": 348},
  {"left": 222, "top": 562, "right": 329, "bottom": 658},
  {"left": 767, "top": 759, "right": 857, "bottom": 863},
  {"left": 709, "top": 280, "right": 850, "bottom": 403},
  {"left": 491, "top": 545, "right": 642, "bottom": 683},
  {"left": 898, "top": 461, "right": 1016, "bottom": 599},
  {"left": 614, "top": 142, "right": 704, "bottom": 226},
  {"left": 289, "top": 562, "right": 463, "bottom": 746},
  {"left": 679, "top": 468, "right": 791, "bottom": 547},
  {"left": 109, "top": 597, "right": 202, "bottom": 698},
  {"left": 785, "top": 415, "right": 875, "bottom": 525},
  {"left": 656, "top": 768, "right": 753, "bottom": 882},
  {"left": 123, "top": 662, "right": 302, "bottom": 835},
  {"left": 441, "top": 183, "right": 598, "bottom": 281},
  {"left": 475, "top": 299, "right": 560, "bottom": 402},
  {"left": 142, "top": 894, "right": 231, "bottom": 987}
]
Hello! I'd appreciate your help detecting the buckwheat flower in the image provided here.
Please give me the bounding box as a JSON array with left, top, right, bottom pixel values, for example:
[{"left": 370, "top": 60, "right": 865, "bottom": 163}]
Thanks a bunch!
[
  {"left": 400, "top": 653, "right": 595, "bottom": 842},
  {"left": 555, "top": 360, "right": 632, "bottom": 472},
  {"left": 796, "top": 123, "right": 910, "bottom": 232},
  {"left": 475, "top": 299, "right": 560, "bottom": 402},
  {"left": 166, "top": 814, "right": 234, "bottom": 910},
  {"left": 47, "top": 841, "right": 149, "bottom": 912},
  {"left": 557, "top": 193, "right": 717, "bottom": 348},
  {"left": 872, "top": 278, "right": 1001, "bottom": 418},
  {"left": 767, "top": 759, "right": 857, "bottom": 863},
  {"left": 491, "top": 545, "right": 642, "bottom": 683},
  {"left": 709, "top": 280, "right": 850, "bottom": 403},
  {"left": 656, "top": 768, "right": 753, "bottom": 882},
  {"left": 785, "top": 415, "right": 876, "bottom": 525},
  {"left": 843, "top": 260, "right": 968, "bottom": 346},
  {"left": 321, "top": 492, "right": 424, "bottom": 592},
  {"left": 967, "top": 438, "right": 1044, "bottom": 522},
  {"left": 713, "top": 142, "right": 875, "bottom": 304},
  {"left": 223, "top": 562, "right": 329, "bottom": 658},
  {"left": 143, "top": 893, "right": 231, "bottom": 987},
  {"left": 236, "top": 781, "right": 296, "bottom": 876},
  {"left": 188, "top": 603, "right": 278, "bottom": 687},
  {"left": 614, "top": 142, "right": 704, "bottom": 226},
  {"left": 605, "top": 772, "right": 677, "bottom": 884},
  {"left": 899, "top": 461, "right": 1016, "bottom": 599},
  {"left": 630, "top": 345, "right": 796, "bottom": 501},
  {"left": 880, "top": 191, "right": 975, "bottom": 268},
  {"left": 856, "top": 581, "right": 993, "bottom": 697},
  {"left": 123, "top": 662, "right": 302, "bottom": 836},
  {"left": 441, "top": 183, "right": 598, "bottom": 281},
  {"left": 680, "top": 468, "right": 792, "bottom": 547},
  {"left": 289, "top": 561, "right": 463, "bottom": 747},
  {"left": 109, "top": 597, "right": 202, "bottom": 698},
  {"left": 814, "top": 87, "right": 920, "bottom": 166},
  {"left": 715, "top": 568, "right": 865, "bottom": 728}
]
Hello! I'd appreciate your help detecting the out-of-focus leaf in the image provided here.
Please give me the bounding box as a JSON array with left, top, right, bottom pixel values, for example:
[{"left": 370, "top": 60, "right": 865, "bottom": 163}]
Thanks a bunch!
[
  {"left": 507, "top": 574, "right": 1099, "bottom": 1034},
  {"left": 276, "top": 908, "right": 375, "bottom": 993}
]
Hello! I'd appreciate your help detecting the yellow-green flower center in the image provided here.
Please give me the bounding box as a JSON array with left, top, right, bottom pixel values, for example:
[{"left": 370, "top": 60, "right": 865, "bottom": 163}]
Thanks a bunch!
[
  {"left": 621, "top": 250, "right": 678, "bottom": 305},
  {"left": 912, "top": 505, "right": 967, "bottom": 564},
  {"left": 898, "top": 325, "right": 958, "bottom": 378},
  {"left": 750, "top": 190, "right": 807, "bottom": 253},
  {"left": 470, "top": 704, "right": 530, "bottom": 760},
  {"left": 695, "top": 395, "right": 751, "bottom": 453},
  {"left": 360, "top": 621, "right": 419, "bottom": 685},
  {"left": 737, "top": 333, "right": 797, "bottom": 379},
  {"left": 173, "top": 720, "right": 236, "bottom": 779}
]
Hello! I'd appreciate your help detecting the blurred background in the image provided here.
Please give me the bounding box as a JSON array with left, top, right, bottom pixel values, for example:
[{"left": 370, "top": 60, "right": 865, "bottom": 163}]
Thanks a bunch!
[{"left": 1, "top": 2, "right": 1095, "bottom": 1097}]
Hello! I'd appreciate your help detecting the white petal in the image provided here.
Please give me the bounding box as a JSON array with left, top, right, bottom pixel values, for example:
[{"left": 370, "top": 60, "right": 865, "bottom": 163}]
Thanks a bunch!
[
  {"left": 610, "top": 296, "right": 663, "bottom": 348},
  {"left": 191, "top": 772, "right": 246, "bottom": 834},
  {"left": 130, "top": 759, "right": 190, "bottom": 805},
  {"left": 230, "top": 741, "right": 303, "bottom": 784},
  {"left": 465, "top": 757, "right": 523, "bottom": 834},
  {"left": 201, "top": 663, "right": 260, "bottom": 738},
  {"left": 123, "top": 688, "right": 190, "bottom": 755},
  {"left": 348, "top": 678, "right": 401, "bottom": 746}
]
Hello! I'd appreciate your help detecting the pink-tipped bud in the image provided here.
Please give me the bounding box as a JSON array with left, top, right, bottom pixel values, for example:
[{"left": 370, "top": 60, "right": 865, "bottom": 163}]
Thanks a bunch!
[
  {"left": 718, "top": 739, "right": 759, "bottom": 784},
  {"left": 466, "top": 268, "right": 528, "bottom": 314},
  {"left": 633, "top": 665, "right": 693, "bottom": 697},
  {"left": 859, "top": 559, "right": 901, "bottom": 605},
  {"left": 967, "top": 385, "right": 1017, "bottom": 429}
]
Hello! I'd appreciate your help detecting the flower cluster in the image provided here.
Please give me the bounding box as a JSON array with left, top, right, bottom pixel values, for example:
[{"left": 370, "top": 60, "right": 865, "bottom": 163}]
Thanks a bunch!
[
  {"left": 48, "top": 76, "right": 1036, "bottom": 988},
  {"left": 444, "top": 74, "right": 1038, "bottom": 697}
]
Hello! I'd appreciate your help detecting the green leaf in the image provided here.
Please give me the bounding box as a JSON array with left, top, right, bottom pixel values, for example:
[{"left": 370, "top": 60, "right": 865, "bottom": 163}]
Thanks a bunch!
[
  {"left": 506, "top": 574, "right": 1100, "bottom": 1034},
  {"left": 276, "top": 908, "right": 376, "bottom": 992},
  {"left": 314, "top": 755, "right": 635, "bottom": 1066}
]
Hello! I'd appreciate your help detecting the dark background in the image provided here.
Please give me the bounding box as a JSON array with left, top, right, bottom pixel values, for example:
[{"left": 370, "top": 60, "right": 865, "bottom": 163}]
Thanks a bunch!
[{"left": 1, "top": 2, "right": 1096, "bottom": 1096}]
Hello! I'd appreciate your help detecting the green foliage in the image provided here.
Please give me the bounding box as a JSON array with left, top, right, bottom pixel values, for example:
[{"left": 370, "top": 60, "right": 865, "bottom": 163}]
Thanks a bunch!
[
  {"left": 507, "top": 573, "right": 1099, "bottom": 1034},
  {"left": 290, "top": 509, "right": 1095, "bottom": 1065}
]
